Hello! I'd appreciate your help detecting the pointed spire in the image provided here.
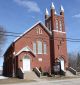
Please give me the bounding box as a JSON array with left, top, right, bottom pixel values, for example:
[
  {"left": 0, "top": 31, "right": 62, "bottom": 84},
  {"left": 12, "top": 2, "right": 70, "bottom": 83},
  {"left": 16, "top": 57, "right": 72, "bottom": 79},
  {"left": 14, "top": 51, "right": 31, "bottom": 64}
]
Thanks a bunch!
[
  {"left": 55, "top": 10, "right": 57, "bottom": 15},
  {"left": 45, "top": 8, "right": 49, "bottom": 15},
  {"left": 60, "top": 5, "right": 64, "bottom": 12},
  {"left": 51, "top": 2, "right": 55, "bottom": 9}
]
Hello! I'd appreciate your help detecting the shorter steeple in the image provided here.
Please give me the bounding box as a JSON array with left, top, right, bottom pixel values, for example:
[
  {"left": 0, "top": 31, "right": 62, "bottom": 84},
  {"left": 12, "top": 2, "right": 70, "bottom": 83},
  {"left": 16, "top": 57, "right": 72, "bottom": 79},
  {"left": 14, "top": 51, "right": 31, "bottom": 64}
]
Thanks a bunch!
[
  {"left": 60, "top": 5, "right": 64, "bottom": 12},
  {"left": 45, "top": 8, "right": 49, "bottom": 15},
  {"left": 45, "top": 8, "right": 49, "bottom": 20},
  {"left": 55, "top": 10, "right": 57, "bottom": 15},
  {"left": 51, "top": 2, "right": 55, "bottom": 9}
]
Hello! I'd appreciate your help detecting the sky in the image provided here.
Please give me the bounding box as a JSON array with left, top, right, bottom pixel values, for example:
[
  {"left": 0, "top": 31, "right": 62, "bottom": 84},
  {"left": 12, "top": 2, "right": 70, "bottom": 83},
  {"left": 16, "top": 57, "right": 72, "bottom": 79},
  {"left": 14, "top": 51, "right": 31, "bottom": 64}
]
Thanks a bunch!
[{"left": 0, "top": 0, "right": 80, "bottom": 66}]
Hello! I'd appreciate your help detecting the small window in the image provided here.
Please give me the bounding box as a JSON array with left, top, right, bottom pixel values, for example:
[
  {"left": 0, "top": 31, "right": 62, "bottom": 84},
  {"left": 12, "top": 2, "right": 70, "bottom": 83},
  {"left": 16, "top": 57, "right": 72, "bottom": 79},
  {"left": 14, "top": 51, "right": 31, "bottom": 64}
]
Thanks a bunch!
[
  {"left": 44, "top": 42, "right": 47, "bottom": 54},
  {"left": 56, "top": 19, "right": 58, "bottom": 31},
  {"left": 33, "top": 42, "right": 36, "bottom": 54},
  {"left": 37, "top": 41, "right": 42, "bottom": 54},
  {"left": 36, "top": 28, "right": 42, "bottom": 34},
  {"left": 39, "top": 28, "right": 42, "bottom": 34},
  {"left": 59, "top": 20, "right": 62, "bottom": 31}
]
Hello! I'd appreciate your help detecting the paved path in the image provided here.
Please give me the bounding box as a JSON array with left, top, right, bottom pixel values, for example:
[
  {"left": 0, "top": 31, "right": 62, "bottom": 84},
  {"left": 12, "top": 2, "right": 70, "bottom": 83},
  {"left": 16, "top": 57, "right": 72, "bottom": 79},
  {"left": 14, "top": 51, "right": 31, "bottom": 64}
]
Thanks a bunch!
[{"left": 1, "top": 78, "right": 80, "bottom": 85}]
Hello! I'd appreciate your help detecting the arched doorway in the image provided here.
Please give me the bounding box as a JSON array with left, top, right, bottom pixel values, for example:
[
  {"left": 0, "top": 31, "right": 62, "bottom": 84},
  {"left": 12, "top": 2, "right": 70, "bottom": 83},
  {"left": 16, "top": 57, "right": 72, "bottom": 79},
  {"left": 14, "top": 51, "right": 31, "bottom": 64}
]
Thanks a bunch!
[
  {"left": 23, "top": 55, "right": 30, "bottom": 72},
  {"left": 59, "top": 57, "right": 65, "bottom": 71}
]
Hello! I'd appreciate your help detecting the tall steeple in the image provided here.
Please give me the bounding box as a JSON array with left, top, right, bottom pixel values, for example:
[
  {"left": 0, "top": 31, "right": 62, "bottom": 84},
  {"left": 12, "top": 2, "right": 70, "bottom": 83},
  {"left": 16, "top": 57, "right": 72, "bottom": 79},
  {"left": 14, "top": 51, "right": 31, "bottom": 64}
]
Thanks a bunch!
[
  {"left": 51, "top": 2, "right": 55, "bottom": 31},
  {"left": 51, "top": 2, "right": 55, "bottom": 9}
]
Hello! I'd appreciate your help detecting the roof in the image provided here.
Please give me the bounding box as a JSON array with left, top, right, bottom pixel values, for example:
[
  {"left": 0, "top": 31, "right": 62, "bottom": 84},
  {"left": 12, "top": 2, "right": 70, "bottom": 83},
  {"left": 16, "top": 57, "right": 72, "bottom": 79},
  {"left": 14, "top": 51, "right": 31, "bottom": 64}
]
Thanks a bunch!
[
  {"left": 4, "top": 21, "right": 51, "bottom": 56},
  {"left": 14, "top": 21, "right": 52, "bottom": 42},
  {"left": 16, "top": 46, "right": 36, "bottom": 57}
]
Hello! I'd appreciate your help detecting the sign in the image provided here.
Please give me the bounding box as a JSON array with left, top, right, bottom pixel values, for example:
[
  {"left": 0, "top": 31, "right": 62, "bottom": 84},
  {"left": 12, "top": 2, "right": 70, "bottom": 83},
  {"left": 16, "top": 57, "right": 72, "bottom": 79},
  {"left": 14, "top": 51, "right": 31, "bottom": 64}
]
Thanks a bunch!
[{"left": 54, "top": 62, "right": 60, "bottom": 72}]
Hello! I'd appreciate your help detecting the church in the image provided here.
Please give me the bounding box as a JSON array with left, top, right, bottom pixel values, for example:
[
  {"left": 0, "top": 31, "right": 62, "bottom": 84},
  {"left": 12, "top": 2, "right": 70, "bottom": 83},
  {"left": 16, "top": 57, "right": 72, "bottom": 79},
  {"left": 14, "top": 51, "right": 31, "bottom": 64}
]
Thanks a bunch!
[{"left": 3, "top": 2, "right": 68, "bottom": 78}]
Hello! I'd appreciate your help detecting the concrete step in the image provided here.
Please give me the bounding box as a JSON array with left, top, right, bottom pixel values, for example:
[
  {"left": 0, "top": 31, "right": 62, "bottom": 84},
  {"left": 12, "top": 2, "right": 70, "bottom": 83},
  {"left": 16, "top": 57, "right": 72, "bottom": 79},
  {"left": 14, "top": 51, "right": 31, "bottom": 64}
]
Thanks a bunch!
[
  {"left": 24, "top": 71, "right": 39, "bottom": 80},
  {"left": 76, "top": 72, "right": 80, "bottom": 76},
  {"left": 65, "top": 70, "right": 75, "bottom": 77}
]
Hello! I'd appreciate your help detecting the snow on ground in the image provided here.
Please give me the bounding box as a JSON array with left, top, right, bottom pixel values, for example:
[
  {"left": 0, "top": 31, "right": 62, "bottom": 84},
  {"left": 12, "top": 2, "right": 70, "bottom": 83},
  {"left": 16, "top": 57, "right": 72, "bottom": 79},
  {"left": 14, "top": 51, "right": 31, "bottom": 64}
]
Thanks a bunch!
[{"left": 0, "top": 76, "right": 8, "bottom": 79}]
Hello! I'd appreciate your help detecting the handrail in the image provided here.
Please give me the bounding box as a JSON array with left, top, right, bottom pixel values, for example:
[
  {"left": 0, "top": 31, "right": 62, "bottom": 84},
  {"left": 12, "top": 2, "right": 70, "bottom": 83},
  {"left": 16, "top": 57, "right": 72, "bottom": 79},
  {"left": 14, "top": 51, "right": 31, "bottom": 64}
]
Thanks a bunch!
[
  {"left": 68, "top": 67, "right": 77, "bottom": 75},
  {"left": 33, "top": 67, "right": 41, "bottom": 77},
  {"left": 35, "top": 67, "right": 41, "bottom": 74},
  {"left": 20, "top": 67, "right": 24, "bottom": 73}
]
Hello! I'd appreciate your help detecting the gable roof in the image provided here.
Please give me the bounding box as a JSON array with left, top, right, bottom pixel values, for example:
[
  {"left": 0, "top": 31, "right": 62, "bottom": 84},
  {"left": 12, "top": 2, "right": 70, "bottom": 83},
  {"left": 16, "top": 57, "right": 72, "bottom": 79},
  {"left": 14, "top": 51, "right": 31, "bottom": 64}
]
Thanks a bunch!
[
  {"left": 16, "top": 46, "right": 36, "bottom": 57},
  {"left": 14, "top": 21, "right": 52, "bottom": 42}
]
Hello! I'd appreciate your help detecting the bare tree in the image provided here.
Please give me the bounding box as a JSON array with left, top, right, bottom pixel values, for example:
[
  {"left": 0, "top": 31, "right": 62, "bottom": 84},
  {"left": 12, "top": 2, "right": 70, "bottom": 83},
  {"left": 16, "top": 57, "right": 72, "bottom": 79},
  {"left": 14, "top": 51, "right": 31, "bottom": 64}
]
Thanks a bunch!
[
  {"left": 0, "top": 26, "right": 6, "bottom": 57},
  {"left": 68, "top": 52, "right": 78, "bottom": 70},
  {"left": 76, "top": 53, "right": 80, "bottom": 72}
]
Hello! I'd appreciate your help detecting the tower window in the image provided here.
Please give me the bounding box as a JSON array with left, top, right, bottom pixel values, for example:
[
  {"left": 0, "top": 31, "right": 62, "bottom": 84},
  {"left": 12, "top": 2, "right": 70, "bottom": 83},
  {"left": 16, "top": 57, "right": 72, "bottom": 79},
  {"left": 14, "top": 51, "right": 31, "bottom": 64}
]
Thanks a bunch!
[
  {"left": 56, "top": 19, "right": 58, "bottom": 31},
  {"left": 59, "top": 20, "right": 62, "bottom": 31}
]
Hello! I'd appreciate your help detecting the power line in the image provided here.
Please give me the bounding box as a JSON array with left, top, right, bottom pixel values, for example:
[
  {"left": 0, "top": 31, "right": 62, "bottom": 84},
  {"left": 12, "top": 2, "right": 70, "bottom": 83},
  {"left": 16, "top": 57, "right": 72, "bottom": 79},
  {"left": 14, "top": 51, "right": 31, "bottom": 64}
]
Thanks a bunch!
[
  {"left": 0, "top": 31, "right": 80, "bottom": 42},
  {"left": 0, "top": 31, "right": 21, "bottom": 34}
]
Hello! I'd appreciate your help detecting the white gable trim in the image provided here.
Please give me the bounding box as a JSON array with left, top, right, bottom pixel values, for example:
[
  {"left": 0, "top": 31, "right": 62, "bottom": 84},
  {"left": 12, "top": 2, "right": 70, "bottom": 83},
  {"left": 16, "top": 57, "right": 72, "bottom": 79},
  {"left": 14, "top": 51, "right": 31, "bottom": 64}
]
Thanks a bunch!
[
  {"left": 16, "top": 46, "right": 35, "bottom": 56},
  {"left": 14, "top": 21, "right": 51, "bottom": 42}
]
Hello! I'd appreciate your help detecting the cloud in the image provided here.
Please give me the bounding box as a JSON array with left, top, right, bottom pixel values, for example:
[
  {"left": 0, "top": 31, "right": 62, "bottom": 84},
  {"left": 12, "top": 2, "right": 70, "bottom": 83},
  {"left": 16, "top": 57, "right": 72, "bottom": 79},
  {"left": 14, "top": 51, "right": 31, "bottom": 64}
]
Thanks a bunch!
[
  {"left": 72, "top": 14, "right": 80, "bottom": 18},
  {"left": 14, "top": 0, "right": 40, "bottom": 13}
]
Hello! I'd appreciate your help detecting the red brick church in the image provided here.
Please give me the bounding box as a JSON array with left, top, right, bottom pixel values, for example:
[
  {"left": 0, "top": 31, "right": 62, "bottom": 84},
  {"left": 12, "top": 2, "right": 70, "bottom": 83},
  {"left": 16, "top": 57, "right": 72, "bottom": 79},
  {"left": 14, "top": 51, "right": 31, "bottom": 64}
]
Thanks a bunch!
[{"left": 3, "top": 3, "right": 68, "bottom": 78}]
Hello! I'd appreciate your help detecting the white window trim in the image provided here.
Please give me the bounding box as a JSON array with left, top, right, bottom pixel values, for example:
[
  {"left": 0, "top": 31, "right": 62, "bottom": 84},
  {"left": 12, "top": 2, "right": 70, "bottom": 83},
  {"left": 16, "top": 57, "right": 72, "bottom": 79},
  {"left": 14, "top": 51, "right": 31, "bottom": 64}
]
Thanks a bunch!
[
  {"left": 56, "top": 19, "right": 58, "bottom": 31},
  {"left": 33, "top": 42, "right": 36, "bottom": 54},
  {"left": 37, "top": 41, "right": 42, "bottom": 54},
  {"left": 44, "top": 42, "right": 47, "bottom": 54},
  {"left": 59, "top": 20, "right": 62, "bottom": 31}
]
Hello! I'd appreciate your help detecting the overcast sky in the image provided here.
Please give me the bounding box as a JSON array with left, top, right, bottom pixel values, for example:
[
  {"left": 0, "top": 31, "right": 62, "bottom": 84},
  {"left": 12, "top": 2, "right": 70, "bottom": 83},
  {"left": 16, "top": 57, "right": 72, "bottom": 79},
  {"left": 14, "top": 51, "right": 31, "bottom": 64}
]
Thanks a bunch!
[{"left": 0, "top": 0, "right": 80, "bottom": 66}]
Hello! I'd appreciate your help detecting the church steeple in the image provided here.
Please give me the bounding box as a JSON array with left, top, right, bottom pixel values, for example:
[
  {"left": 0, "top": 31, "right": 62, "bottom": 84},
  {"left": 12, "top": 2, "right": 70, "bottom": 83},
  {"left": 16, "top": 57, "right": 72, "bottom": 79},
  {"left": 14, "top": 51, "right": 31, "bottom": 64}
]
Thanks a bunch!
[
  {"left": 51, "top": 2, "right": 55, "bottom": 31},
  {"left": 44, "top": 2, "right": 68, "bottom": 72}
]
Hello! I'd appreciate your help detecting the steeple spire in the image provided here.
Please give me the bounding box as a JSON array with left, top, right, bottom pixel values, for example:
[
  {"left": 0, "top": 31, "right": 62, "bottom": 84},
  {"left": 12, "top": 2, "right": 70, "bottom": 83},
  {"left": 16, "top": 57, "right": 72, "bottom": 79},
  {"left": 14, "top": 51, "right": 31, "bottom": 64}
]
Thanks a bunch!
[
  {"left": 55, "top": 10, "right": 57, "bottom": 15},
  {"left": 45, "top": 8, "right": 49, "bottom": 15},
  {"left": 51, "top": 2, "right": 55, "bottom": 9},
  {"left": 60, "top": 5, "right": 64, "bottom": 12}
]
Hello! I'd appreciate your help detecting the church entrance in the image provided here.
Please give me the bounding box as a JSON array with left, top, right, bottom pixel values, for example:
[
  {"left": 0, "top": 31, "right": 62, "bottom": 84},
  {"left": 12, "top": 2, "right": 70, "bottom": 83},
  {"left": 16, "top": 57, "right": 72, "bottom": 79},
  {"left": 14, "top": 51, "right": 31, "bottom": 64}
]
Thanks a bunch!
[
  {"left": 23, "top": 55, "right": 30, "bottom": 72},
  {"left": 59, "top": 57, "right": 64, "bottom": 71}
]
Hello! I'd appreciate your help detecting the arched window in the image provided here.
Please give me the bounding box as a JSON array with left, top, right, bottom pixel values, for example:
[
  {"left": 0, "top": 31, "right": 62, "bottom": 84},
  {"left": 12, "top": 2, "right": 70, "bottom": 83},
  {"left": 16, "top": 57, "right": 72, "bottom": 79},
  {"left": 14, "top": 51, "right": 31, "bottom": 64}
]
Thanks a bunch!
[
  {"left": 33, "top": 42, "right": 36, "bottom": 54},
  {"left": 44, "top": 42, "right": 47, "bottom": 54},
  {"left": 59, "top": 20, "right": 62, "bottom": 31},
  {"left": 38, "top": 41, "right": 42, "bottom": 54}
]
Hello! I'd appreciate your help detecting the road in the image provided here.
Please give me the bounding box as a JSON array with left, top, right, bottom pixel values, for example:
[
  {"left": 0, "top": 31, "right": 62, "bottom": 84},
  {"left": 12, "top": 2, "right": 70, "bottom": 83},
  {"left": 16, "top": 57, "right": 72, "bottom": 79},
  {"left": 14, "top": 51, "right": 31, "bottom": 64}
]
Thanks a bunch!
[{"left": 2, "top": 78, "right": 80, "bottom": 85}]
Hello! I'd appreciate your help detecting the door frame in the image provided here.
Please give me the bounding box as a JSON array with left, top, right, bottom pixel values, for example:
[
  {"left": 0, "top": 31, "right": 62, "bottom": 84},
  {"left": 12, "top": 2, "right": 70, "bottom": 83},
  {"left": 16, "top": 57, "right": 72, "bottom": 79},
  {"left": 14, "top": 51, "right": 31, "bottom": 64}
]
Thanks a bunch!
[
  {"left": 23, "top": 55, "right": 31, "bottom": 72},
  {"left": 59, "top": 57, "right": 65, "bottom": 71}
]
